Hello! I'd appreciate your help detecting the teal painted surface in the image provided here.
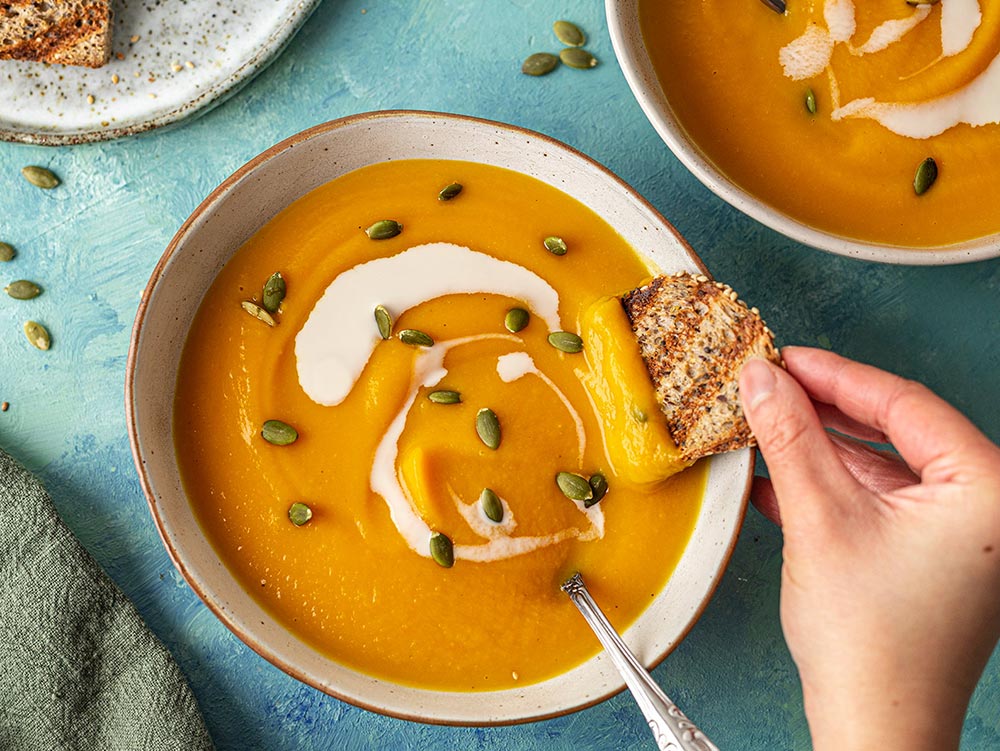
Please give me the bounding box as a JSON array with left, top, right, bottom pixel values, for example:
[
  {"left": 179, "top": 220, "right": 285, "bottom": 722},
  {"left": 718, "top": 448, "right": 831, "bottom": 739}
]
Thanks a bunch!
[{"left": 0, "top": 1, "right": 997, "bottom": 749}]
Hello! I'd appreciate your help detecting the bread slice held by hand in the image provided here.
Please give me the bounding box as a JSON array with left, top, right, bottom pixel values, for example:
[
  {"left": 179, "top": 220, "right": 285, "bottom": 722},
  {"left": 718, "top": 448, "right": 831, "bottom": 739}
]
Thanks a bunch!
[
  {"left": 0, "top": 1, "right": 113, "bottom": 68},
  {"left": 621, "top": 272, "right": 781, "bottom": 463}
]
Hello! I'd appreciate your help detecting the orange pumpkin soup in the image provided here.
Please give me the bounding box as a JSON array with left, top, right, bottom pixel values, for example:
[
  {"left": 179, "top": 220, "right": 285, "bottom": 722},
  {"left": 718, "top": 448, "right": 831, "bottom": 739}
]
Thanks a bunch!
[
  {"left": 174, "top": 159, "right": 706, "bottom": 691},
  {"left": 640, "top": 0, "right": 1000, "bottom": 247}
]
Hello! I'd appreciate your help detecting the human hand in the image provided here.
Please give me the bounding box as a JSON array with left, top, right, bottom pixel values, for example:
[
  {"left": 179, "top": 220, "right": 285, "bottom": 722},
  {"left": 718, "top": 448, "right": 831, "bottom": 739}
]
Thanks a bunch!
[{"left": 739, "top": 347, "right": 1000, "bottom": 751}]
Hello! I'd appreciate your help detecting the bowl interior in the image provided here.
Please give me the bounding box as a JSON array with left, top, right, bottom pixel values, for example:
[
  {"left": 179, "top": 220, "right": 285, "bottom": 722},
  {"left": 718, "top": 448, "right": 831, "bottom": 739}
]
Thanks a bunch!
[
  {"left": 605, "top": 0, "right": 1000, "bottom": 265},
  {"left": 127, "top": 111, "right": 751, "bottom": 724}
]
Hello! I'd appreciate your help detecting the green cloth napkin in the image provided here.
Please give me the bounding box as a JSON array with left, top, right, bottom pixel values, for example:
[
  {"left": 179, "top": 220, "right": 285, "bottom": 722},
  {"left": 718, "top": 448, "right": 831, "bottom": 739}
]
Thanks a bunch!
[{"left": 0, "top": 449, "right": 215, "bottom": 751}]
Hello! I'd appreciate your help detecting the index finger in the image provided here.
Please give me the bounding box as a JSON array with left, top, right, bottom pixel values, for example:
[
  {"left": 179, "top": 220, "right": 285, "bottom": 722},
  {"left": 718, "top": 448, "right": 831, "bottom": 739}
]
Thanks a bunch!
[{"left": 781, "top": 347, "right": 996, "bottom": 479}]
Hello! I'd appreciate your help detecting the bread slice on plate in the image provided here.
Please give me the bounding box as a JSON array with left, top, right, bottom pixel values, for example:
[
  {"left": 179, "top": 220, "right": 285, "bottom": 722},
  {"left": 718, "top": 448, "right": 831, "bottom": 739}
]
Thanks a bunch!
[
  {"left": 0, "top": 1, "right": 113, "bottom": 68},
  {"left": 621, "top": 272, "right": 782, "bottom": 464}
]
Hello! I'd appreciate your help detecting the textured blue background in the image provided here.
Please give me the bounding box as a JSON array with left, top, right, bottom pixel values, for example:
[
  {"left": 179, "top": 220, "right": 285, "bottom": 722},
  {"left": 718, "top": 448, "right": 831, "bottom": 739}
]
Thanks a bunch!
[{"left": 1, "top": 1, "right": 998, "bottom": 749}]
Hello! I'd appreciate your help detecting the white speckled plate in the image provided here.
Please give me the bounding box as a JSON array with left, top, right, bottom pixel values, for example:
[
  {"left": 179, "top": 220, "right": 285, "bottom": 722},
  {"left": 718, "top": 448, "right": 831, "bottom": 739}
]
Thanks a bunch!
[{"left": 0, "top": 0, "right": 320, "bottom": 146}]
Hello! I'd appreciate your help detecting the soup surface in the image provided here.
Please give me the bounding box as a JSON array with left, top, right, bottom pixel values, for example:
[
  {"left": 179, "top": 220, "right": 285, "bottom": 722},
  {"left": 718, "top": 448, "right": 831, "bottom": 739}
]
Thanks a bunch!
[
  {"left": 641, "top": 0, "right": 1000, "bottom": 247},
  {"left": 174, "top": 159, "right": 707, "bottom": 691}
]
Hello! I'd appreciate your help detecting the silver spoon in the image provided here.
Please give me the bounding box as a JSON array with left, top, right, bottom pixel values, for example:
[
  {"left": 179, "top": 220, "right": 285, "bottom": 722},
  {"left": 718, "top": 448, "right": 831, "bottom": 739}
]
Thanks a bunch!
[{"left": 561, "top": 573, "right": 720, "bottom": 751}]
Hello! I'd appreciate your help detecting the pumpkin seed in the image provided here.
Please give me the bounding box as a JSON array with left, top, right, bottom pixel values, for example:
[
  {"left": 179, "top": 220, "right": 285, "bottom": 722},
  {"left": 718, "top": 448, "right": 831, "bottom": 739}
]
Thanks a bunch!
[
  {"left": 262, "top": 272, "right": 286, "bottom": 313},
  {"left": 559, "top": 48, "right": 597, "bottom": 70},
  {"left": 5, "top": 280, "right": 41, "bottom": 300},
  {"left": 21, "top": 165, "right": 60, "bottom": 189},
  {"left": 261, "top": 419, "right": 298, "bottom": 446},
  {"left": 587, "top": 474, "right": 609, "bottom": 507},
  {"left": 543, "top": 236, "right": 568, "bottom": 256},
  {"left": 288, "top": 502, "right": 313, "bottom": 526},
  {"left": 758, "top": 0, "right": 786, "bottom": 13},
  {"left": 504, "top": 307, "right": 530, "bottom": 333},
  {"left": 476, "top": 408, "right": 501, "bottom": 450},
  {"left": 398, "top": 328, "right": 434, "bottom": 347},
  {"left": 553, "top": 20, "right": 585, "bottom": 47},
  {"left": 428, "top": 389, "right": 462, "bottom": 404},
  {"left": 914, "top": 157, "right": 938, "bottom": 196},
  {"left": 374, "top": 304, "right": 392, "bottom": 339},
  {"left": 241, "top": 300, "right": 277, "bottom": 327},
  {"left": 556, "top": 472, "right": 593, "bottom": 502},
  {"left": 805, "top": 88, "right": 817, "bottom": 115},
  {"left": 365, "top": 219, "right": 403, "bottom": 240},
  {"left": 522, "top": 52, "right": 559, "bottom": 76},
  {"left": 480, "top": 488, "right": 504, "bottom": 523},
  {"left": 0, "top": 243, "right": 14, "bottom": 262},
  {"left": 430, "top": 532, "right": 455, "bottom": 568},
  {"left": 547, "top": 331, "right": 583, "bottom": 353},
  {"left": 438, "top": 182, "right": 463, "bottom": 201},
  {"left": 23, "top": 320, "right": 50, "bottom": 350}
]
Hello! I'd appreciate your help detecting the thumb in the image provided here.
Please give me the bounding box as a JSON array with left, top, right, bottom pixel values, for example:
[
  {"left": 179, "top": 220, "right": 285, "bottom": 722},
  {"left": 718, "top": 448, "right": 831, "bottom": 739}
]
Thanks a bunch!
[{"left": 739, "top": 358, "right": 861, "bottom": 525}]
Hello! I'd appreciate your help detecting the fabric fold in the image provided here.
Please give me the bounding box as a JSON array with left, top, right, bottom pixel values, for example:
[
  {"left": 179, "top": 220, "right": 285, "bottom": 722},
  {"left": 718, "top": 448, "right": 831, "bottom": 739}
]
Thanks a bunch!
[{"left": 0, "top": 449, "right": 214, "bottom": 751}]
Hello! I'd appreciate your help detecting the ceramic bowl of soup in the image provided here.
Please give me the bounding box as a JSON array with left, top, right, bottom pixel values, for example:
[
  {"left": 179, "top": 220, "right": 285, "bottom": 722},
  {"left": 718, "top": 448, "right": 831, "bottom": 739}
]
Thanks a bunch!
[
  {"left": 126, "top": 110, "right": 752, "bottom": 724},
  {"left": 607, "top": 0, "right": 1000, "bottom": 264}
]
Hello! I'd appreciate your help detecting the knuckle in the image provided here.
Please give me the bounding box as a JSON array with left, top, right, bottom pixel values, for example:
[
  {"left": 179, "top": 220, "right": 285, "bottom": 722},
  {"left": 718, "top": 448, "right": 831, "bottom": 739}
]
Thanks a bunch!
[{"left": 876, "top": 377, "right": 930, "bottom": 431}]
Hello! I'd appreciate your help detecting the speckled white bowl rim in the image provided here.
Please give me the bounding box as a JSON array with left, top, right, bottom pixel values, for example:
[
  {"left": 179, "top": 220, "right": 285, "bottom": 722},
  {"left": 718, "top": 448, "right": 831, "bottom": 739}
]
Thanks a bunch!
[
  {"left": 606, "top": 0, "right": 1000, "bottom": 266},
  {"left": 0, "top": 0, "right": 320, "bottom": 146},
  {"left": 126, "top": 110, "right": 752, "bottom": 725}
]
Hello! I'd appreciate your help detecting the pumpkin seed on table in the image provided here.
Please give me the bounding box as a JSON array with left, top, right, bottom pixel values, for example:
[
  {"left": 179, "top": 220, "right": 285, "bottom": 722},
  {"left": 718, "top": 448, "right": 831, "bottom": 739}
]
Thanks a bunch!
[
  {"left": 587, "top": 474, "right": 609, "bottom": 507},
  {"left": 261, "top": 419, "right": 298, "bottom": 446},
  {"left": 288, "top": 502, "right": 313, "bottom": 526},
  {"left": 547, "top": 331, "right": 583, "bottom": 353},
  {"left": 428, "top": 389, "right": 462, "bottom": 404},
  {"left": 261, "top": 272, "right": 286, "bottom": 313},
  {"left": 0, "top": 243, "right": 14, "bottom": 262},
  {"left": 480, "top": 488, "right": 504, "bottom": 523},
  {"left": 5, "top": 280, "right": 41, "bottom": 300},
  {"left": 559, "top": 48, "right": 597, "bottom": 70},
  {"left": 543, "top": 236, "right": 567, "bottom": 256},
  {"left": 430, "top": 532, "right": 455, "bottom": 568},
  {"left": 556, "top": 472, "right": 593, "bottom": 502},
  {"left": 522, "top": 52, "right": 559, "bottom": 77},
  {"left": 398, "top": 328, "right": 434, "bottom": 347},
  {"left": 241, "top": 300, "right": 277, "bottom": 326},
  {"left": 504, "top": 307, "right": 530, "bottom": 333},
  {"left": 21, "top": 166, "right": 60, "bottom": 189},
  {"left": 553, "top": 20, "right": 585, "bottom": 47},
  {"left": 374, "top": 304, "right": 393, "bottom": 339},
  {"left": 365, "top": 219, "right": 402, "bottom": 240},
  {"left": 914, "top": 157, "right": 938, "bottom": 196},
  {"left": 437, "top": 182, "right": 463, "bottom": 201},
  {"left": 476, "top": 408, "right": 501, "bottom": 450},
  {"left": 23, "top": 320, "right": 50, "bottom": 350}
]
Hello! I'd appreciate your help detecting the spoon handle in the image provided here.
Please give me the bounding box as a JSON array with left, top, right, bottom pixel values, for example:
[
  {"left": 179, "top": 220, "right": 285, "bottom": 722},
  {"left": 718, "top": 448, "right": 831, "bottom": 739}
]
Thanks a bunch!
[{"left": 562, "top": 573, "right": 720, "bottom": 751}]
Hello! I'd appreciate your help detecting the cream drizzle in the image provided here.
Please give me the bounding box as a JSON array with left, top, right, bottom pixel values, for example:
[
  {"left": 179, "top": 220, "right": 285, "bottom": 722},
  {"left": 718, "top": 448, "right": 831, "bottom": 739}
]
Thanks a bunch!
[
  {"left": 369, "top": 342, "right": 603, "bottom": 563},
  {"left": 778, "top": 0, "right": 998, "bottom": 138},
  {"left": 297, "top": 243, "right": 606, "bottom": 563},
  {"left": 296, "top": 243, "right": 562, "bottom": 406}
]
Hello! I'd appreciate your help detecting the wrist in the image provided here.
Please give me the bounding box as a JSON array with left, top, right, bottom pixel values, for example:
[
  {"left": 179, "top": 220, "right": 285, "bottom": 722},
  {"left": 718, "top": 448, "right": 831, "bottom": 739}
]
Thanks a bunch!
[{"left": 803, "top": 679, "right": 967, "bottom": 751}]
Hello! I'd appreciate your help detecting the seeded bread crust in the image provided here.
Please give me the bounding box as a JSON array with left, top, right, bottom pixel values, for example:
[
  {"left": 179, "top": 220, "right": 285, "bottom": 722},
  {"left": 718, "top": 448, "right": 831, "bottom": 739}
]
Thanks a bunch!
[
  {"left": 621, "top": 272, "right": 782, "bottom": 463},
  {"left": 0, "top": 0, "right": 113, "bottom": 68}
]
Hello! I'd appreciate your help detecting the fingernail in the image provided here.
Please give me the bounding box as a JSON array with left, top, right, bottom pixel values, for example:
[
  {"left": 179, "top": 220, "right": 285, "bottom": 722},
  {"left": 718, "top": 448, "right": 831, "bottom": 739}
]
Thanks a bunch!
[{"left": 740, "top": 358, "right": 776, "bottom": 412}]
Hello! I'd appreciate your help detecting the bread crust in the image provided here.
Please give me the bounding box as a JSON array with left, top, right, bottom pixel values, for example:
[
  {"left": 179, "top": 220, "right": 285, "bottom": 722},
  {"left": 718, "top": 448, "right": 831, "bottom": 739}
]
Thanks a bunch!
[
  {"left": 0, "top": 1, "right": 113, "bottom": 68},
  {"left": 621, "top": 273, "right": 782, "bottom": 463}
]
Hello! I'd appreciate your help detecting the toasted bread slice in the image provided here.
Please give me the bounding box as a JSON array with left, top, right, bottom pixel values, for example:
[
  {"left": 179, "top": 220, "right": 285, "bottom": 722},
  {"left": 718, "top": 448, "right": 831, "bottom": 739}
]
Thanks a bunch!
[
  {"left": 0, "top": 0, "right": 113, "bottom": 68},
  {"left": 621, "top": 272, "right": 781, "bottom": 463}
]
